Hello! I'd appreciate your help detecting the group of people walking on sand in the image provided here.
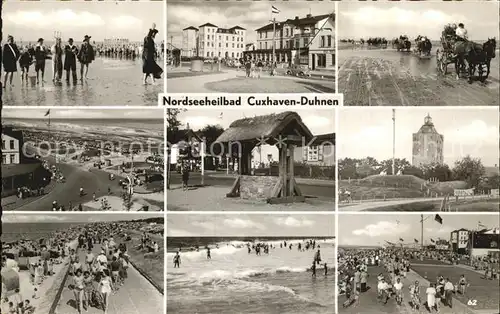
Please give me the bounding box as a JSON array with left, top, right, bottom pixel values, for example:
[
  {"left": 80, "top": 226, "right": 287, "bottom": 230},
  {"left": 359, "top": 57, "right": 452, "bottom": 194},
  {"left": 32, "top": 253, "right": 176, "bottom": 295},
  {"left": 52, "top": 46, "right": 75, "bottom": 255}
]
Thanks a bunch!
[
  {"left": 2, "top": 35, "right": 95, "bottom": 87},
  {"left": 2, "top": 24, "right": 162, "bottom": 88}
]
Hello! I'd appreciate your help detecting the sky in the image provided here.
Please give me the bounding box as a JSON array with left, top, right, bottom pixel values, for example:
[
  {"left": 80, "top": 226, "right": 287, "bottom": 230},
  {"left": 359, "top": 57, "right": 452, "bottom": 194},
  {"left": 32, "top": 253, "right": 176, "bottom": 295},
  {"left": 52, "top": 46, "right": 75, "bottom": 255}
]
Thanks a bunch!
[
  {"left": 338, "top": 108, "right": 499, "bottom": 167},
  {"left": 2, "top": 108, "right": 164, "bottom": 120},
  {"left": 176, "top": 108, "right": 335, "bottom": 162},
  {"left": 167, "top": 214, "right": 335, "bottom": 237},
  {"left": 166, "top": 1, "right": 335, "bottom": 48},
  {"left": 3, "top": 1, "right": 164, "bottom": 43},
  {"left": 338, "top": 214, "right": 499, "bottom": 247},
  {"left": 2, "top": 213, "right": 164, "bottom": 224},
  {"left": 339, "top": 2, "right": 499, "bottom": 40}
]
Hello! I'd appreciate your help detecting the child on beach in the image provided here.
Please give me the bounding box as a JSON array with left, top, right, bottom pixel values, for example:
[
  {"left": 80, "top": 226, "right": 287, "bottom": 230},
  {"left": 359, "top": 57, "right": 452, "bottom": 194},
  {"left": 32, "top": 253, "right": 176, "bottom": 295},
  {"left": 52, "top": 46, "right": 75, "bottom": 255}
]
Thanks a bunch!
[
  {"left": 8, "top": 301, "right": 16, "bottom": 314},
  {"left": 18, "top": 46, "right": 32, "bottom": 85}
]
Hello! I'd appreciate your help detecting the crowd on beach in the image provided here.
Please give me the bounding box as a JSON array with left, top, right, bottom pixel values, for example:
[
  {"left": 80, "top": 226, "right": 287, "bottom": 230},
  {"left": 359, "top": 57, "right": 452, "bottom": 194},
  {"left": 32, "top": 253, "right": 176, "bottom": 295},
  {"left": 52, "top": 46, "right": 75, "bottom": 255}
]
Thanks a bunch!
[
  {"left": 338, "top": 247, "right": 499, "bottom": 310},
  {"left": 2, "top": 24, "right": 163, "bottom": 88},
  {"left": 1, "top": 220, "right": 162, "bottom": 314},
  {"left": 172, "top": 239, "right": 330, "bottom": 277}
]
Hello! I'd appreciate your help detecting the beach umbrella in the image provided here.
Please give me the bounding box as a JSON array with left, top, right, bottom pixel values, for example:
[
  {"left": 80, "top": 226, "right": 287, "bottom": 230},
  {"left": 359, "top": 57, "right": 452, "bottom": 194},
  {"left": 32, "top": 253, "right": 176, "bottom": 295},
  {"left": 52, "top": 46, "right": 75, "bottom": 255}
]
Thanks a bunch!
[{"left": 1, "top": 269, "right": 20, "bottom": 296}]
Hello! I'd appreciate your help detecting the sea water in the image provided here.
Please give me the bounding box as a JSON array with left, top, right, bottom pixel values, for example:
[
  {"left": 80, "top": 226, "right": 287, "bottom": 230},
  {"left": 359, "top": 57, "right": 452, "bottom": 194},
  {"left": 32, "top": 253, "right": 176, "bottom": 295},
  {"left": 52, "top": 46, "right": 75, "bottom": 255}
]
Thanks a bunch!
[{"left": 167, "top": 239, "right": 335, "bottom": 314}]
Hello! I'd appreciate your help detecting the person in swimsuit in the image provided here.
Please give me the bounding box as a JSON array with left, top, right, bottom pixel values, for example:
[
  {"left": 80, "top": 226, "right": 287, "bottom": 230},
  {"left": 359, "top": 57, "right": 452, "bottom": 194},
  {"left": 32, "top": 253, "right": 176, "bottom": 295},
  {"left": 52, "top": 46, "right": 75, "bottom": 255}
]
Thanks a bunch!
[
  {"left": 173, "top": 252, "right": 181, "bottom": 268},
  {"left": 99, "top": 269, "right": 113, "bottom": 314},
  {"left": 72, "top": 269, "right": 85, "bottom": 314},
  {"left": 458, "top": 274, "right": 467, "bottom": 295},
  {"left": 82, "top": 271, "right": 94, "bottom": 310}
]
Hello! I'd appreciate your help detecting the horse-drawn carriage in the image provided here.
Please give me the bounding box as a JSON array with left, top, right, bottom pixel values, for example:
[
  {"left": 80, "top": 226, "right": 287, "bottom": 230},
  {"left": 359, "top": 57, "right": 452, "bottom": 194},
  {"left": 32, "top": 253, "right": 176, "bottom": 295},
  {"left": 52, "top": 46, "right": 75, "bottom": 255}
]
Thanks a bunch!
[
  {"left": 436, "top": 24, "right": 497, "bottom": 83},
  {"left": 414, "top": 36, "right": 432, "bottom": 58},
  {"left": 394, "top": 36, "right": 411, "bottom": 52}
]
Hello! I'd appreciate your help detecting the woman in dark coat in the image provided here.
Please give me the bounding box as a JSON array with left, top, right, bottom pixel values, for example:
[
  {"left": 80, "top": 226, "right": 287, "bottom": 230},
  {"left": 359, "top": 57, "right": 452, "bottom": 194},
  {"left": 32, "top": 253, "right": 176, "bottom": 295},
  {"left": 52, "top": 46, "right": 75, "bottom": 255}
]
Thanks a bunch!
[
  {"left": 142, "top": 24, "right": 163, "bottom": 85},
  {"left": 77, "top": 35, "right": 95, "bottom": 80},
  {"left": 3, "top": 35, "right": 20, "bottom": 88}
]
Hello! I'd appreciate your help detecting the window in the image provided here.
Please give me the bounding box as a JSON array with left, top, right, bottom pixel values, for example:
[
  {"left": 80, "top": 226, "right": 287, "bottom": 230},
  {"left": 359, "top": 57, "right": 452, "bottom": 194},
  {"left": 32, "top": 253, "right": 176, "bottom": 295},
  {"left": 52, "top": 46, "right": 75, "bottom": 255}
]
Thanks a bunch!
[
  {"left": 285, "top": 28, "right": 289, "bottom": 37},
  {"left": 219, "top": 43, "right": 221, "bottom": 47},
  {"left": 226, "top": 36, "right": 228, "bottom": 41},
  {"left": 307, "top": 146, "right": 319, "bottom": 162},
  {"left": 232, "top": 43, "right": 234, "bottom": 48},
  {"left": 265, "top": 32, "right": 268, "bottom": 38},
  {"left": 265, "top": 42, "right": 267, "bottom": 49},
  {"left": 295, "top": 39, "right": 300, "bottom": 48},
  {"left": 2, "top": 140, "right": 5, "bottom": 150},
  {"left": 212, "top": 35, "right": 214, "bottom": 40},
  {"left": 219, "top": 35, "right": 221, "bottom": 40},
  {"left": 232, "top": 52, "right": 234, "bottom": 58},
  {"left": 10, "top": 140, "right": 15, "bottom": 149},
  {"left": 207, "top": 52, "right": 210, "bottom": 57},
  {"left": 260, "top": 32, "right": 262, "bottom": 39},
  {"left": 321, "top": 36, "right": 325, "bottom": 48},
  {"left": 236, "top": 52, "right": 239, "bottom": 57},
  {"left": 232, "top": 36, "right": 234, "bottom": 41},
  {"left": 226, "top": 43, "right": 228, "bottom": 48},
  {"left": 207, "top": 35, "right": 209, "bottom": 40},
  {"left": 212, "top": 42, "right": 214, "bottom": 47},
  {"left": 259, "top": 42, "right": 262, "bottom": 49},
  {"left": 327, "top": 35, "right": 332, "bottom": 47},
  {"left": 218, "top": 52, "right": 221, "bottom": 57},
  {"left": 211, "top": 52, "right": 214, "bottom": 57},
  {"left": 10, "top": 154, "right": 16, "bottom": 163}
]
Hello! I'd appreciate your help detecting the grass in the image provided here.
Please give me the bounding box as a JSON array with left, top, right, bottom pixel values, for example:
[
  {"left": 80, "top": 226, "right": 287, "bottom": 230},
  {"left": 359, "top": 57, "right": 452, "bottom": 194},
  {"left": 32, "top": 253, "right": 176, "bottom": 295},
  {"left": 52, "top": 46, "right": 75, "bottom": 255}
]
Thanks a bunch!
[
  {"left": 167, "top": 70, "right": 224, "bottom": 79},
  {"left": 339, "top": 175, "right": 468, "bottom": 200},
  {"left": 124, "top": 230, "right": 164, "bottom": 293},
  {"left": 204, "top": 77, "right": 335, "bottom": 93},
  {"left": 412, "top": 265, "right": 500, "bottom": 311}
]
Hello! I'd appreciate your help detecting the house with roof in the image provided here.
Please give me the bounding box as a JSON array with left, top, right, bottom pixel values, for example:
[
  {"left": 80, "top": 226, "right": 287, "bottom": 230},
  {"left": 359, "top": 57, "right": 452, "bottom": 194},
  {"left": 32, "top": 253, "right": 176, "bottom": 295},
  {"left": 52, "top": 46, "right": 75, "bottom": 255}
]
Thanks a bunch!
[
  {"left": 244, "top": 13, "right": 335, "bottom": 70},
  {"left": 181, "top": 23, "right": 246, "bottom": 59}
]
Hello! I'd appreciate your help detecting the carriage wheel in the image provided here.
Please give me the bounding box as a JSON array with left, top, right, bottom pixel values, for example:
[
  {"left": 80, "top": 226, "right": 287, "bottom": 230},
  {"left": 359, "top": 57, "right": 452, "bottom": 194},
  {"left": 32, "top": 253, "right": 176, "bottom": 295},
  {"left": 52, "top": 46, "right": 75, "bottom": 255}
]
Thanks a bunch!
[{"left": 441, "top": 51, "right": 449, "bottom": 75}]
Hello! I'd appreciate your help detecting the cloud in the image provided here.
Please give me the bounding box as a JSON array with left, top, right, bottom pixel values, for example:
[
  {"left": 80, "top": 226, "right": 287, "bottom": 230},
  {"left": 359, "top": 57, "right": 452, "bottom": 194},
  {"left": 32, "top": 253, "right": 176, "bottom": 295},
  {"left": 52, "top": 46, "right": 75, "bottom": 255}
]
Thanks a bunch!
[
  {"left": 191, "top": 221, "right": 215, "bottom": 230},
  {"left": 353, "top": 221, "right": 410, "bottom": 237},
  {"left": 444, "top": 120, "right": 499, "bottom": 146},
  {"left": 342, "top": 6, "right": 467, "bottom": 28},
  {"left": 181, "top": 116, "right": 221, "bottom": 130},
  {"left": 111, "top": 15, "right": 143, "bottom": 29},
  {"left": 223, "top": 218, "right": 265, "bottom": 230},
  {"left": 167, "top": 228, "right": 197, "bottom": 237},
  {"left": 6, "top": 10, "right": 105, "bottom": 29},
  {"left": 425, "top": 226, "right": 454, "bottom": 235},
  {"left": 273, "top": 217, "right": 315, "bottom": 227},
  {"left": 2, "top": 215, "right": 67, "bottom": 223},
  {"left": 302, "top": 115, "right": 334, "bottom": 132}
]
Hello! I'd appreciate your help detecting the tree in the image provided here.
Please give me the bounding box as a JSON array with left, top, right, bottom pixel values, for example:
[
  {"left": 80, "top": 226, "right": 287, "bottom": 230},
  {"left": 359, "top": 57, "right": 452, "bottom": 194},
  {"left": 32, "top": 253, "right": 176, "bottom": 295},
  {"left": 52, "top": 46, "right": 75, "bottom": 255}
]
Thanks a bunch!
[
  {"left": 338, "top": 157, "right": 360, "bottom": 179},
  {"left": 198, "top": 124, "right": 225, "bottom": 156},
  {"left": 452, "top": 156, "right": 485, "bottom": 189},
  {"left": 403, "top": 165, "right": 424, "bottom": 178},
  {"left": 166, "top": 109, "right": 186, "bottom": 189},
  {"left": 421, "top": 163, "right": 453, "bottom": 182},
  {"left": 378, "top": 158, "right": 411, "bottom": 175}
]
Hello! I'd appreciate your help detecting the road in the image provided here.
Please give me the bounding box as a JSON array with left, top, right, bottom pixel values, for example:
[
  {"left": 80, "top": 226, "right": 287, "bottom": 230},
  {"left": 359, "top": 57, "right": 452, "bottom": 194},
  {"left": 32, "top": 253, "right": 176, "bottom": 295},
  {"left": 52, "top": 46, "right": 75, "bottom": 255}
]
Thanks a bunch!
[
  {"left": 339, "top": 49, "right": 499, "bottom": 106},
  {"left": 168, "top": 172, "right": 335, "bottom": 200},
  {"left": 12, "top": 159, "right": 126, "bottom": 211},
  {"left": 54, "top": 241, "right": 163, "bottom": 314},
  {"left": 338, "top": 197, "right": 439, "bottom": 211}
]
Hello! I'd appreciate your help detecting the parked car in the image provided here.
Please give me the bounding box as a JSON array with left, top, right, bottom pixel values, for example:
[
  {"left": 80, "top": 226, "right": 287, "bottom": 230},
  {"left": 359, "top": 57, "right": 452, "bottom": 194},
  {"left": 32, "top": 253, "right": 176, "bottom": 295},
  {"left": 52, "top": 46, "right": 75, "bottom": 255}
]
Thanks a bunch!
[{"left": 286, "top": 64, "right": 311, "bottom": 77}]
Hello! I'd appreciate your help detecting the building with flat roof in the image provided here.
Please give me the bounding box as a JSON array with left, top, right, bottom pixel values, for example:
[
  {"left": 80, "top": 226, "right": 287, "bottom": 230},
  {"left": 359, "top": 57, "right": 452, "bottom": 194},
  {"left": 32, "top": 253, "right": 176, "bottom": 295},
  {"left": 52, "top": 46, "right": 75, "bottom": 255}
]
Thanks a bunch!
[
  {"left": 245, "top": 13, "right": 335, "bottom": 70},
  {"left": 450, "top": 228, "right": 500, "bottom": 257},
  {"left": 181, "top": 23, "right": 246, "bottom": 59}
]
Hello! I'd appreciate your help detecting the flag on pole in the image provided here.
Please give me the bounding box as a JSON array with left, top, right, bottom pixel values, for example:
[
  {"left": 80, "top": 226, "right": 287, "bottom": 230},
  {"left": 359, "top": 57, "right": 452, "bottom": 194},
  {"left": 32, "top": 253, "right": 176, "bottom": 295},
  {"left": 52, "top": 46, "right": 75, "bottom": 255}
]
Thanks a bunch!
[
  {"left": 399, "top": 238, "right": 404, "bottom": 242},
  {"left": 219, "top": 112, "right": 223, "bottom": 119},
  {"left": 271, "top": 5, "right": 280, "bottom": 14},
  {"left": 478, "top": 221, "right": 486, "bottom": 229},
  {"left": 430, "top": 238, "right": 435, "bottom": 243},
  {"left": 414, "top": 239, "right": 419, "bottom": 243},
  {"left": 434, "top": 214, "right": 443, "bottom": 224},
  {"left": 44, "top": 109, "right": 51, "bottom": 116}
]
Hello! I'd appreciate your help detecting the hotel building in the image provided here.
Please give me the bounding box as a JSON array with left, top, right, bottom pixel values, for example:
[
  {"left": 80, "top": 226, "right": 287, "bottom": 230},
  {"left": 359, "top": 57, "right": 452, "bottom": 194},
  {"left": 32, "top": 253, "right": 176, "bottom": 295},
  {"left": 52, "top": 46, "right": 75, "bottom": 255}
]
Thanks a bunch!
[{"left": 181, "top": 24, "right": 246, "bottom": 59}]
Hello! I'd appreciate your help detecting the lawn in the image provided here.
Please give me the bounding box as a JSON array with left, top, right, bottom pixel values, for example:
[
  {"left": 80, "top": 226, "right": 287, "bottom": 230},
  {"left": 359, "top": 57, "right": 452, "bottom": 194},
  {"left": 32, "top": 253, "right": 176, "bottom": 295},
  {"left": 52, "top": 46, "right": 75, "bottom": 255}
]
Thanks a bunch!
[
  {"left": 205, "top": 77, "right": 335, "bottom": 93},
  {"left": 124, "top": 230, "right": 164, "bottom": 293},
  {"left": 167, "top": 70, "right": 224, "bottom": 79},
  {"left": 369, "top": 198, "right": 499, "bottom": 212}
]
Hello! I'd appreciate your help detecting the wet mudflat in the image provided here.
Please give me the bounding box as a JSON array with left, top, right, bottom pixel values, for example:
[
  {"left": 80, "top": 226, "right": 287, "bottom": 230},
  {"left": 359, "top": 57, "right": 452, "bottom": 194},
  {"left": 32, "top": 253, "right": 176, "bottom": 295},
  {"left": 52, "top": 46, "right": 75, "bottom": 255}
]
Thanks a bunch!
[
  {"left": 339, "top": 49, "right": 499, "bottom": 106},
  {"left": 2, "top": 57, "right": 163, "bottom": 106}
]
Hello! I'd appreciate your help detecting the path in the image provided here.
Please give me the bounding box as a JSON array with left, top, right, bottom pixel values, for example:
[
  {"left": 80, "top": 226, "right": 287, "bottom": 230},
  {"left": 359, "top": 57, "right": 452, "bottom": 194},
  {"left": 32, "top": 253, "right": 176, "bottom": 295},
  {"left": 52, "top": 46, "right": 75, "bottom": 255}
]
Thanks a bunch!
[
  {"left": 54, "top": 243, "right": 163, "bottom": 314},
  {"left": 339, "top": 197, "right": 439, "bottom": 211}
]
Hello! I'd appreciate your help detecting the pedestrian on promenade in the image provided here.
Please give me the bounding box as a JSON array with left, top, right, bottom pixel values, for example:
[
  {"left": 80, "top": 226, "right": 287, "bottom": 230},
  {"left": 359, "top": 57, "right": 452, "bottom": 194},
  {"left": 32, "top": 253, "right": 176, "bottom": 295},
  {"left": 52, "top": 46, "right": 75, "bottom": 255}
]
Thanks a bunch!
[
  {"left": 181, "top": 163, "right": 190, "bottom": 191},
  {"left": 51, "top": 37, "right": 63, "bottom": 83},
  {"left": 64, "top": 38, "right": 78, "bottom": 83},
  {"left": 78, "top": 35, "right": 95, "bottom": 81},
  {"left": 142, "top": 24, "right": 163, "bottom": 85},
  {"left": 3, "top": 35, "right": 20, "bottom": 88},
  {"left": 71, "top": 269, "right": 85, "bottom": 314},
  {"left": 98, "top": 269, "right": 114, "bottom": 314}
]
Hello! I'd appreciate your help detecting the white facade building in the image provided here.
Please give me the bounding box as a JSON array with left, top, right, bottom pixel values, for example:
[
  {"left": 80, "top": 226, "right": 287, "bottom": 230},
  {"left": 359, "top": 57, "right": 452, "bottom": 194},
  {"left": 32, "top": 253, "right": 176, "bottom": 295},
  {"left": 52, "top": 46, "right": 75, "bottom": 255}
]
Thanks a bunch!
[
  {"left": 2, "top": 133, "right": 20, "bottom": 165},
  {"left": 182, "top": 23, "right": 246, "bottom": 59}
]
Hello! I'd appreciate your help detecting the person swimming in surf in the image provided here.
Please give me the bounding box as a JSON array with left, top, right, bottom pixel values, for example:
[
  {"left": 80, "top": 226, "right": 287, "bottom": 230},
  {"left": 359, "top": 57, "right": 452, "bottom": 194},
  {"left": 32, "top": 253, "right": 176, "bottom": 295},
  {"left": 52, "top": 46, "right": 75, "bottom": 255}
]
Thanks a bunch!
[
  {"left": 324, "top": 263, "right": 328, "bottom": 276},
  {"left": 206, "top": 247, "right": 211, "bottom": 259},
  {"left": 311, "top": 261, "right": 317, "bottom": 277},
  {"left": 173, "top": 252, "right": 180, "bottom": 268},
  {"left": 315, "top": 249, "right": 322, "bottom": 264}
]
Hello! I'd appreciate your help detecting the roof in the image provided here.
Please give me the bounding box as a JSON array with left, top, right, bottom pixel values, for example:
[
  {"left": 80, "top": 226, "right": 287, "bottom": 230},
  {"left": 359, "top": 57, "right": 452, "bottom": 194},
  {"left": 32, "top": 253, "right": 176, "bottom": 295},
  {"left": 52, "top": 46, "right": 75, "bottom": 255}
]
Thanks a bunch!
[
  {"left": 199, "top": 23, "right": 218, "bottom": 28},
  {"left": 309, "top": 133, "right": 335, "bottom": 146},
  {"left": 416, "top": 114, "right": 441, "bottom": 135},
  {"left": 183, "top": 26, "right": 199, "bottom": 31},
  {"left": 217, "top": 28, "right": 237, "bottom": 34},
  {"left": 1, "top": 162, "right": 42, "bottom": 178},
  {"left": 229, "top": 26, "right": 246, "bottom": 30},
  {"left": 1, "top": 126, "right": 23, "bottom": 141},
  {"left": 256, "top": 13, "right": 334, "bottom": 32},
  {"left": 215, "top": 111, "right": 313, "bottom": 145}
]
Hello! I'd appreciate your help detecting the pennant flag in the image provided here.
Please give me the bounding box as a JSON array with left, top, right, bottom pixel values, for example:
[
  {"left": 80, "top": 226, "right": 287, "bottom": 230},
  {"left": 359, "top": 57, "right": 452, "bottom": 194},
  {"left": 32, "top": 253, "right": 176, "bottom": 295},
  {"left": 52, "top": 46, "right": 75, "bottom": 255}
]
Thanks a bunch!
[
  {"left": 219, "top": 112, "right": 223, "bottom": 119},
  {"left": 435, "top": 214, "right": 443, "bottom": 224},
  {"left": 430, "top": 238, "right": 435, "bottom": 243},
  {"left": 271, "top": 5, "right": 280, "bottom": 14},
  {"left": 44, "top": 109, "right": 51, "bottom": 116},
  {"left": 385, "top": 240, "right": 395, "bottom": 246},
  {"left": 478, "top": 221, "right": 486, "bottom": 228},
  {"left": 414, "top": 239, "right": 419, "bottom": 243},
  {"left": 399, "top": 238, "right": 404, "bottom": 242}
]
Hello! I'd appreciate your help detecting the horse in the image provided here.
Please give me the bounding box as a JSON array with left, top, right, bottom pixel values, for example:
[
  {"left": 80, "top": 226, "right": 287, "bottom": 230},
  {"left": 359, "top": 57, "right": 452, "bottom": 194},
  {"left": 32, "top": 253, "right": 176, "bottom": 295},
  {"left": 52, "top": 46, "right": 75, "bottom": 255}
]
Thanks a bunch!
[
  {"left": 454, "top": 37, "right": 496, "bottom": 83},
  {"left": 417, "top": 38, "right": 432, "bottom": 56}
]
